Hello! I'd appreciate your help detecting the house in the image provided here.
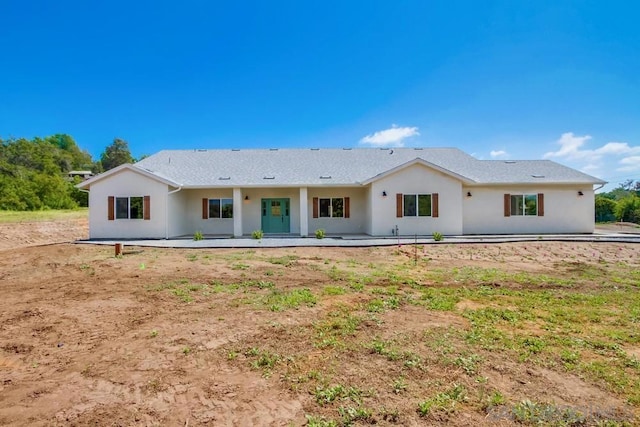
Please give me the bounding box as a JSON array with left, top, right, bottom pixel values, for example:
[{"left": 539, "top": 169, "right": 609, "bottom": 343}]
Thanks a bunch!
[{"left": 76, "top": 147, "right": 606, "bottom": 239}]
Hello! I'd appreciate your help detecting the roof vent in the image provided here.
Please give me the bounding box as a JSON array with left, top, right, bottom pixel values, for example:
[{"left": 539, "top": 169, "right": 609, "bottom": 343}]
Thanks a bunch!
[
  {"left": 218, "top": 177, "right": 231, "bottom": 180},
  {"left": 196, "top": 149, "right": 207, "bottom": 152},
  {"left": 379, "top": 148, "right": 390, "bottom": 150},
  {"left": 414, "top": 148, "right": 423, "bottom": 150},
  {"left": 320, "top": 175, "right": 332, "bottom": 179},
  {"left": 531, "top": 174, "right": 545, "bottom": 178},
  {"left": 343, "top": 148, "right": 352, "bottom": 150},
  {"left": 263, "top": 176, "right": 275, "bottom": 180},
  {"left": 231, "top": 149, "right": 240, "bottom": 151},
  {"left": 269, "top": 148, "right": 279, "bottom": 151},
  {"left": 310, "top": 148, "right": 320, "bottom": 151},
  {"left": 504, "top": 160, "right": 517, "bottom": 164}
]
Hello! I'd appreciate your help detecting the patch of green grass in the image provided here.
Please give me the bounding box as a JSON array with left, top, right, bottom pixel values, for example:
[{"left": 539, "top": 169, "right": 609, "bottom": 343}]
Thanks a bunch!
[
  {"left": 323, "top": 285, "right": 347, "bottom": 296},
  {"left": 419, "top": 288, "right": 459, "bottom": 310},
  {"left": 314, "top": 384, "right": 363, "bottom": 406},
  {"left": 0, "top": 208, "right": 87, "bottom": 223},
  {"left": 262, "top": 288, "right": 317, "bottom": 311}
]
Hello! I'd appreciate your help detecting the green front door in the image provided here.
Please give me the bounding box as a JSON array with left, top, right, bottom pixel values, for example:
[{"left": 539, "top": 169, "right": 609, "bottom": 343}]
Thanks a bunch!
[{"left": 261, "top": 198, "right": 290, "bottom": 233}]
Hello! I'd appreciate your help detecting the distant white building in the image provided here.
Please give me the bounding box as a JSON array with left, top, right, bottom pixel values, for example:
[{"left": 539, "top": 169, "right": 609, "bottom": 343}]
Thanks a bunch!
[
  {"left": 76, "top": 148, "right": 605, "bottom": 239},
  {"left": 68, "top": 170, "right": 94, "bottom": 180}
]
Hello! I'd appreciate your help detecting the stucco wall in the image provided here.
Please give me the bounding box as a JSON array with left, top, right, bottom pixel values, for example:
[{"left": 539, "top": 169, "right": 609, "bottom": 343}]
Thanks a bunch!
[
  {"left": 369, "top": 164, "right": 463, "bottom": 236},
  {"left": 307, "top": 187, "right": 368, "bottom": 235},
  {"left": 167, "top": 190, "right": 189, "bottom": 237},
  {"left": 88, "top": 170, "right": 169, "bottom": 239},
  {"left": 461, "top": 185, "right": 595, "bottom": 234},
  {"left": 241, "top": 188, "right": 301, "bottom": 235},
  {"left": 181, "top": 189, "right": 235, "bottom": 236}
]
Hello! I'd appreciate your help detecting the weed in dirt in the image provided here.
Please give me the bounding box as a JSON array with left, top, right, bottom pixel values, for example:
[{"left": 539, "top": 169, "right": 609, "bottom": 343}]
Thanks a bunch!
[
  {"left": 417, "top": 384, "right": 467, "bottom": 417},
  {"left": 266, "top": 255, "right": 299, "bottom": 266},
  {"left": 305, "top": 415, "right": 338, "bottom": 427},
  {"left": 392, "top": 376, "right": 408, "bottom": 394},
  {"left": 454, "top": 353, "right": 482, "bottom": 375},
  {"left": 149, "top": 329, "right": 158, "bottom": 338},
  {"left": 338, "top": 406, "right": 373, "bottom": 425},
  {"left": 231, "top": 262, "right": 250, "bottom": 270},
  {"left": 182, "top": 346, "right": 191, "bottom": 355},
  {"left": 368, "top": 338, "right": 400, "bottom": 361}
]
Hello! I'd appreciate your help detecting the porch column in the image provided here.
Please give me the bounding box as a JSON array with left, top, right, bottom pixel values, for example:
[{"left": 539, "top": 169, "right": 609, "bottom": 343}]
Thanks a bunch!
[
  {"left": 233, "top": 187, "right": 243, "bottom": 237},
  {"left": 299, "top": 187, "right": 308, "bottom": 237}
]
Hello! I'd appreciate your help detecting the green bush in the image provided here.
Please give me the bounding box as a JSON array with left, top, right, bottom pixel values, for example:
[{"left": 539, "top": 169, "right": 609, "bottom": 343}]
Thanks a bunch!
[
  {"left": 193, "top": 230, "right": 204, "bottom": 241},
  {"left": 252, "top": 229, "right": 264, "bottom": 239},
  {"left": 315, "top": 228, "right": 326, "bottom": 239},
  {"left": 432, "top": 231, "right": 444, "bottom": 241}
]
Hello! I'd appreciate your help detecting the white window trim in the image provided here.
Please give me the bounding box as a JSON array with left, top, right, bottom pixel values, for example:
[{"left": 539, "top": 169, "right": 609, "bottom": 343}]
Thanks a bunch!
[
  {"left": 403, "top": 194, "right": 432, "bottom": 217},
  {"left": 319, "top": 197, "right": 345, "bottom": 218},
  {"left": 116, "top": 196, "right": 144, "bottom": 220},
  {"left": 510, "top": 194, "right": 538, "bottom": 217},
  {"left": 208, "top": 198, "right": 233, "bottom": 219}
]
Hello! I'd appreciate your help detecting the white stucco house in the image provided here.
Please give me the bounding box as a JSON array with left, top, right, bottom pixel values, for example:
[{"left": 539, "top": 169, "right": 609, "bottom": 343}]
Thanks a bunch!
[{"left": 77, "top": 147, "right": 606, "bottom": 239}]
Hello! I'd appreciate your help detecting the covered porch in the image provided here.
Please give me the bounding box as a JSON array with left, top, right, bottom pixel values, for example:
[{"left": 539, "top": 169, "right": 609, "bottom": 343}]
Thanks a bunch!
[{"left": 167, "top": 186, "right": 370, "bottom": 238}]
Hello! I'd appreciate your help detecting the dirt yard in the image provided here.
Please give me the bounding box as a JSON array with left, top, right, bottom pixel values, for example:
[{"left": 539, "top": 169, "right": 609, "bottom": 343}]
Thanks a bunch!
[{"left": 0, "top": 218, "right": 639, "bottom": 426}]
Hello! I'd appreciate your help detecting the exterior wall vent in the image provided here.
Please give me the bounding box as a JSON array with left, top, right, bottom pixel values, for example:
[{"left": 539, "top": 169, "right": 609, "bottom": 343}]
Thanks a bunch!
[{"left": 320, "top": 175, "right": 332, "bottom": 179}]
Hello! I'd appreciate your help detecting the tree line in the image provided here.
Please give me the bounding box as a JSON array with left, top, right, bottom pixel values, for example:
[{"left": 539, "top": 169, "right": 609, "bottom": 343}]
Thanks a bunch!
[
  {"left": 595, "top": 180, "right": 640, "bottom": 224},
  {"left": 1, "top": 134, "right": 639, "bottom": 224},
  {"left": 0, "top": 135, "right": 135, "bottom": 210}
]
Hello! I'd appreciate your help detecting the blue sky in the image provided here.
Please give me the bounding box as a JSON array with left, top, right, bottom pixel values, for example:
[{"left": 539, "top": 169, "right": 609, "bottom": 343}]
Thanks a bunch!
[{"left": 1, "top": 1, "right": 638, "bottom": 189}]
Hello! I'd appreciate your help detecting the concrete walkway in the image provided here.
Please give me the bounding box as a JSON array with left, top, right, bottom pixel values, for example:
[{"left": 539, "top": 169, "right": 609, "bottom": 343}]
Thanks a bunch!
[{"left": 76, "top": 231, "right": 640, "bottom": 249}]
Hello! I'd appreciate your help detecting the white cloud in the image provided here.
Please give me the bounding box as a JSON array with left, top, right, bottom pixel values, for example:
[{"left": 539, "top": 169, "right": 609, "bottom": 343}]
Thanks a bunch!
[
  {"left": 544, "top": 133, "right": 640, "bottom": 163},
  {"left": 490, "top": 150, "right": 508, "bottom": 159},
  {"left": 617, "top": 156, "right": 640, "bottom": 172},
  {"left": 543, "top": 132, "right": 594, "bottom": 160},
  {"left": 360, "top": 124, "right": 419, "bottom": 147},
  {"left": 541, "top": 132, "right": 640, "bottom": 185}
]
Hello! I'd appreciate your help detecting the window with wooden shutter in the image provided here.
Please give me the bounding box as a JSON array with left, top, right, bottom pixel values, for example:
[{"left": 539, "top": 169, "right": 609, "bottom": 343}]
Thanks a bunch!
[
  {"left": 504, "top": 194, "right": 511, "bottom": 217},
  {"left": 344, "top": 197, "right": 350, "bottom": 218},
  {"left": 202, "top": 198, "right": 208, "bottom": 219},
  {"left": 143, "top": 196, "right": 150, "bottom": 220},
  {"left": 312, "top": 197, "right": 319, "bottom": 218},
  {"left": 396, "top": 193, "right": 403, "bottom": 217},
  {"left": 432, "top": 193, "right": 439, "bottom": 218},
  {"left": 108, "top": 196, "right": 115, "bottom": 220},
  {"left": 537, "top": 193, "right": 544, "bottom": 216}
]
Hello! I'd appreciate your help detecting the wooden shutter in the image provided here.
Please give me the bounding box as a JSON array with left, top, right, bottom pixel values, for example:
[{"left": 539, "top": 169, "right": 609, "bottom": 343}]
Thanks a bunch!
[
  {"left": 537, "top": 193, "right": 544, "bottom": 216},
  {"left": 108, "top": 196, "right": 115, "bottom": 221},
  {"left": 344, "top": 197, "right": 350, "bottom": 218},
  {"left": 143, "top": 196, "right": 151, "bottom": 220},
  {"left": 312, "top": 197, "right": 319, "bottom": 218},
  {"left": 432, "top": 193, "right": 439, "bottom": 218},
  {"left": 202, "top": 198, "right": 208, "bottom": 219},
  {"left": 396, "top": 193, "right": 403, "bottom": 217},
  {"left": 504, "top": 194, "right": 511, "bottom": 217}
]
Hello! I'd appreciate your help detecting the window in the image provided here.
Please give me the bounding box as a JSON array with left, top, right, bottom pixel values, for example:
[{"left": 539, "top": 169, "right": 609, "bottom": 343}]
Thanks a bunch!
[
  {"left": 313, "top": 197, "right": 350, "bottom": 218},
  {"left": 510, "top": 194, "right": 538, "bottom": 216},
  {"left": 396, "top": 193, "right": 438, "bottom": 218},
  {"left": 115, "top": 196, "right": 144, "bottom": 219},
  {"left": 319, "top": 198, "right": 345, "bottom": 218},
  {"left": 206, "top": 198, "right": 233, "bottom": 219},
  {"left": 403, "top": 194, "right": 432, "bottom": 217}
]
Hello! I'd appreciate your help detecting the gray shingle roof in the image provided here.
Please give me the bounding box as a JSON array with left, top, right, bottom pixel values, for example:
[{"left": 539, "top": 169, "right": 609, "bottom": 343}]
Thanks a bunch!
[{"left": 134, "top": 148, "right": 606, "bottom": 187}]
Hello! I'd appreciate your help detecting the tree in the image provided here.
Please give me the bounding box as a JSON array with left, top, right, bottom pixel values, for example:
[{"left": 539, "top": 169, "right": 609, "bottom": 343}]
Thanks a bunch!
[
  {"left": 594, "top": 195, "right": 617, "bottom": 222},
  {"left": 99, "top": 138, "right": 134, "bottom": 171}
]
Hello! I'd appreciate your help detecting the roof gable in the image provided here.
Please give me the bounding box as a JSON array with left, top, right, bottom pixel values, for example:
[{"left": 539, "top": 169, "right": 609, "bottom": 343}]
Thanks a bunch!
[{"left": 75, "top": 163, "right": 180, "bottom": 190}]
